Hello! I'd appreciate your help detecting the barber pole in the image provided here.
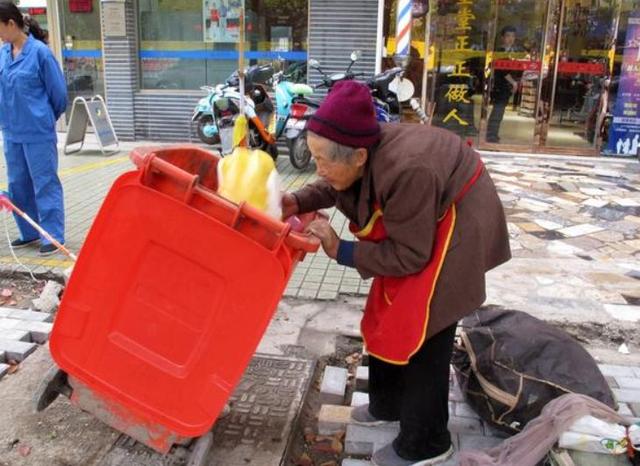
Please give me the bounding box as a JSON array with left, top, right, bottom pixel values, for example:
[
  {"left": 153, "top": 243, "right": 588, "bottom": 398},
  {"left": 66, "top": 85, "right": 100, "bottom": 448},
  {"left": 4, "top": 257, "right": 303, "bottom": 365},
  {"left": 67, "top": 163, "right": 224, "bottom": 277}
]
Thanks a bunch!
[{"left": 395, "top": 0, "right": 412, "bottom": 66}]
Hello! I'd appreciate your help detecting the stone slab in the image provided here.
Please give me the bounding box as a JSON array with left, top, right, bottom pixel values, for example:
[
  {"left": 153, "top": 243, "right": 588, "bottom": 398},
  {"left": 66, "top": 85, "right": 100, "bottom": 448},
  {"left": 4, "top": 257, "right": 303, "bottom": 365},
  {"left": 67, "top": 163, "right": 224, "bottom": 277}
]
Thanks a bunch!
[
  {"left": 355, "top": 366, "right": 369, "bottom": 391},
  {"left": 0, "top": 329, "right": 31, "bottom": 342},
  {"left": 0, "top": 338, "right": 37, "bottom": 362},
  {"left": 318, "top": 404, "right": 354, "bottom": 435},
  {"left": 615, "top": 377, "right": 640, "bottom": 390},
  {"left": 351, "top": 391, "right": 369, "bottom": 407},
  {"left": 449, "top": 416, "right": 484, "bottom": 436},
  {"left": 598, "top": 364, "right": 637, "bottom": 378},
  {"left": 612, "top": 388, "right": 640, "bottom": 404},
  {"left": 342, "top": 460, "right": 372, "bottom": 466},
  {"left": 0, "top": 363, "right": 8, "bottom": 379},
  {"left": 459, "top": 434, "right": 504, "bottom": 451},
  {"left": 345, "top": 424, "right": 399, "bottom": 456},
  {"left": 0, "top": 308, "right": 10, "bottom": 318},
  {"left": 11, "top": 320, "right": 53, "bottom": 344},
  {"left": 6, "top": 308, "right": 53, "bottom": 322},
  {"left": 604, "top": 304, "right": 640, "bottom": 322},
  {"left": 320, "top": 366, "right": 348, "bottom": 405}
]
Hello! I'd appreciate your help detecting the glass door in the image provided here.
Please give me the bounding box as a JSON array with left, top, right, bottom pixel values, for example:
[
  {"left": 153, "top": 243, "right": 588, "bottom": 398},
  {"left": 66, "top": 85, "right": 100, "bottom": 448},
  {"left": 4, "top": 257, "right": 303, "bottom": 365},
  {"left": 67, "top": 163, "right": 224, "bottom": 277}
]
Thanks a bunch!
[
  {"left": 58, "top": 0, "right": 105, "bottom": 119},
  {"left": 539, "top": 0, "right": 619, "bottom": 153},
  {"left": 478, "top": 0, "right": 550, "bottom": 149}
]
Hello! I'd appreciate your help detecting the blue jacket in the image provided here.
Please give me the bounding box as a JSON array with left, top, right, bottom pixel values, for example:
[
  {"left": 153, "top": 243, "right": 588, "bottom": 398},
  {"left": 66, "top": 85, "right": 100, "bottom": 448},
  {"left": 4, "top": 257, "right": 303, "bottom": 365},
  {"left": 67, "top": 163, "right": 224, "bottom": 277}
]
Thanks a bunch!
[{"left": 0, "top": 35, "right": 68, "bottom": 143}]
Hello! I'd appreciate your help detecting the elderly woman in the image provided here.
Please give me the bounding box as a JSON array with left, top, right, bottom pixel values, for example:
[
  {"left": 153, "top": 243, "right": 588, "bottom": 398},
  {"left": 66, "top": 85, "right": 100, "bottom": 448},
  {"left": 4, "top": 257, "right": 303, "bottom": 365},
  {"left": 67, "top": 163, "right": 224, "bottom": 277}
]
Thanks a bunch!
[{"left": 282, "top": 81, "right": 510, "bottom": 466}]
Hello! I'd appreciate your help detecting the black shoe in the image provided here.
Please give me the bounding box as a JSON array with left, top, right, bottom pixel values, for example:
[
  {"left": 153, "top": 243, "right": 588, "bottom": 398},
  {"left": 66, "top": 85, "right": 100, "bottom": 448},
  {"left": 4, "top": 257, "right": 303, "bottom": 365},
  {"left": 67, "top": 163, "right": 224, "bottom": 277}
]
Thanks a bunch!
[
  {"left": 38, "top": 243, "right": 59, "bottom": 257},
  {"left": 10, "top": 238, "right": 39, "bottom": 249}
]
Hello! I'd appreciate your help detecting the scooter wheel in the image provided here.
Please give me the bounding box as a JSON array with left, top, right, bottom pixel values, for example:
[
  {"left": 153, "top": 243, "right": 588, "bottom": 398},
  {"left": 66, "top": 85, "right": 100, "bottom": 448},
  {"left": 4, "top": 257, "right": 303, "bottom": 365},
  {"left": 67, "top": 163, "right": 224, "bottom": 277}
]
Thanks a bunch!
[
  {"left": 196, "top": 116, "right": 220, "bottom": 146},
  {"left": 288, "top": 135, "right": 312, "bottom": 170},
  {"left": 33, "top": 365, "right": 71, "bottom": 412}
]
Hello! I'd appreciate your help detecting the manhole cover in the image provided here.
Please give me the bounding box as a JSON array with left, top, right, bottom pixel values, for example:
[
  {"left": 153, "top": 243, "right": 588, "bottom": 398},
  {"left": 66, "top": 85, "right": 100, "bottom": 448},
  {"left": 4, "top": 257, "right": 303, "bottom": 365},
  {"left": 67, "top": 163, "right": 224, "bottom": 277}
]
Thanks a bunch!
[{"left": 98, "top": 354, "right": 314, "bottom": 466}]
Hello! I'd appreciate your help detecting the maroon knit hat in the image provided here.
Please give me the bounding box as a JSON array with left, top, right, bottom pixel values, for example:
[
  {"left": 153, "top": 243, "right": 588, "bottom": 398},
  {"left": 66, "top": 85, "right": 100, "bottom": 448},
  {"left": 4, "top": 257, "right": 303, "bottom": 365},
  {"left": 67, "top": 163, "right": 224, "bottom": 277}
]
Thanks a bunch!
[{"left": 307, "top": 80, "right": 380, "bottom": 148}]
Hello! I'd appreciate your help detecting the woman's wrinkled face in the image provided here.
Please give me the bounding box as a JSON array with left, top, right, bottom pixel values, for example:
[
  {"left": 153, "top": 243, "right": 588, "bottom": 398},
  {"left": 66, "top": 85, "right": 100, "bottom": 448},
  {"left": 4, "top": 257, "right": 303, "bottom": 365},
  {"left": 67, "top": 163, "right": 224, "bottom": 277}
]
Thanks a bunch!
[{"left": 307, "top": 133, "right": 367, "bottom": 191}]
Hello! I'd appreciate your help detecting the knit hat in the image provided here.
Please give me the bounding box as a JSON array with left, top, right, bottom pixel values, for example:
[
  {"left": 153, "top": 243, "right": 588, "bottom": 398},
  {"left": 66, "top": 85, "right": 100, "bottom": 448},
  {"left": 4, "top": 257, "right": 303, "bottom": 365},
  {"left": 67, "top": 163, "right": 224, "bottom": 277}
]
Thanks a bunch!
[{"left": 307, "top": 80, "right": 380, "bottom": 148}]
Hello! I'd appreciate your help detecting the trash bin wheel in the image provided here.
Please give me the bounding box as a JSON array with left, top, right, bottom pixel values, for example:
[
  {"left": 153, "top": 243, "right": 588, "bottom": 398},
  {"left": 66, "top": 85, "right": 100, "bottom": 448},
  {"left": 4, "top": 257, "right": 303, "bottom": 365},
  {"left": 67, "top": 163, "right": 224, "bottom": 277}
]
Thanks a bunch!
[
  {"left": 186, "top": 432, "right": 213, "bottom": 466},
  {"left": 33, "top": 365, "right": 71, "bottom": 412}
]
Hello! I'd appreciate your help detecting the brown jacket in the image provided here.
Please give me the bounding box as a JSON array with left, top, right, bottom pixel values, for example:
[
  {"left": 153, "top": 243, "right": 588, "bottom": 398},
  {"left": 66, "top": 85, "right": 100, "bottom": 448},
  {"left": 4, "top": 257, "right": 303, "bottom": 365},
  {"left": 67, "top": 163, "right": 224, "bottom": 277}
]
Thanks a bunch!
[{"left": 294, "top": 124, "right": 511, "bottom": 338}]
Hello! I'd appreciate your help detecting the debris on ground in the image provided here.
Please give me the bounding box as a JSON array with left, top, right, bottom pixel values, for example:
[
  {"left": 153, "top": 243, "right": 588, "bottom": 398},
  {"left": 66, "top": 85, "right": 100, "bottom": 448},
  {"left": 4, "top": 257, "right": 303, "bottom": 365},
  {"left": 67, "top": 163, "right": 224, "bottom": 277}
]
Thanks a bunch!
[{"left": 31, "top": 280, "right": 63, "bottom": 314}]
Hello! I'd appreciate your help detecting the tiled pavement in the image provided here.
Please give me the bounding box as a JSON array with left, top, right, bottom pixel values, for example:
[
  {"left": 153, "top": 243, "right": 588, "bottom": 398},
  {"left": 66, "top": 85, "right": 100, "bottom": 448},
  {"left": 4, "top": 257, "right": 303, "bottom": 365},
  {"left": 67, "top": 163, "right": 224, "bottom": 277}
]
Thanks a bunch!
[
  {"left": 338, "top": 362, "right": 640, "bottom": 465},
  {"left": 0, "top": 138, "right": 639, "bottom": 324}
]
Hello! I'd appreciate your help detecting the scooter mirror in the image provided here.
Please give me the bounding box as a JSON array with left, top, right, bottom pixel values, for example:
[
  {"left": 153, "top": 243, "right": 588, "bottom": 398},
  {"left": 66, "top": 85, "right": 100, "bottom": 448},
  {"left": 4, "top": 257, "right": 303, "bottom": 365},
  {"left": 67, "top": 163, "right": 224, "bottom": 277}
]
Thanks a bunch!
[
  {"left": 350, "top": 50, "right": 362, "bottom": 62},
  {"left": 309, "top": 59, "right": 320, "bottom": 68},
  {"left": 389, "top": 77, "right": 415, "bottom": 102}
]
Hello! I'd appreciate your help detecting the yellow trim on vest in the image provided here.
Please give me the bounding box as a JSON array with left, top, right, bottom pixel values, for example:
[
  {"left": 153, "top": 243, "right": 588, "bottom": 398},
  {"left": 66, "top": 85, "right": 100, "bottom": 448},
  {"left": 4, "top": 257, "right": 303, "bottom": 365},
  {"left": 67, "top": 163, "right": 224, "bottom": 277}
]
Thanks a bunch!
[
  {"left": 354, "top": 209, "right": 383, "bottom": 238},
  {"left": 364, "top": 203, "right": 458, "bottom": 366}
]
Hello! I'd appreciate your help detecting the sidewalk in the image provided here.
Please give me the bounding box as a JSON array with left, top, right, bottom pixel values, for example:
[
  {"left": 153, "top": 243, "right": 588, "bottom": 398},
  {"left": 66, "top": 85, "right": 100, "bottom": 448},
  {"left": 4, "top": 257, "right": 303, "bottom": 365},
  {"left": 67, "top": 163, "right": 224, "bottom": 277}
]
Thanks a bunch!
[{"left": 1, "top": 136, "right": 639, "bottom": 329}]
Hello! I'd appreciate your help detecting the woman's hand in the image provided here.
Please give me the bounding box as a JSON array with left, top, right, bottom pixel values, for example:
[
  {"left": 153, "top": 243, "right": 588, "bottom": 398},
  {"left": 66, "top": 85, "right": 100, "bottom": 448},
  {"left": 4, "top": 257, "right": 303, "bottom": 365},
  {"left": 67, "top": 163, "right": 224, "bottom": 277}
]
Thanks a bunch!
[
  {"left": 306, "top": 218, "right": 340, "bottom": 259},
  {"left": 281, "top": 192, "right": 299, "bottom": 219}
]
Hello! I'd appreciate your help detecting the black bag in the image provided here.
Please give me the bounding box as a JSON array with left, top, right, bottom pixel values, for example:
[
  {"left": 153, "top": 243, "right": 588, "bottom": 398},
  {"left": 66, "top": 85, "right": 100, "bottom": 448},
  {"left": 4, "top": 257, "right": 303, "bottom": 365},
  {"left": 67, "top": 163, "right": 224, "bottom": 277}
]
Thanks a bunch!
[{"left": 452, "top": 307, "right": 616, "bottom": 435}]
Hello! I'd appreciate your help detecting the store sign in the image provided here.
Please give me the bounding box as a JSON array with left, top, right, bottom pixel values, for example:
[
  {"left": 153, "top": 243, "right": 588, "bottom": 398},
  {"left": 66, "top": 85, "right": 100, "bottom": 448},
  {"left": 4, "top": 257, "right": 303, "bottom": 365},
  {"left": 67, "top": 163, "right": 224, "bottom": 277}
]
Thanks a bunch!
[
  {"left": 102, "top": 0, "right": 127, "bottom": 37},
  {"left": 203, "top": 0, "right": 241, "bottom": 43},
  {"left": 607, "top": 13, "right": 640, "bottom": 157},
  {"left": 69, "top": 0, "right": 93, "bottom": 13},
  {"left": 28, "top": 7, "right": 46, "bottom": 15}
]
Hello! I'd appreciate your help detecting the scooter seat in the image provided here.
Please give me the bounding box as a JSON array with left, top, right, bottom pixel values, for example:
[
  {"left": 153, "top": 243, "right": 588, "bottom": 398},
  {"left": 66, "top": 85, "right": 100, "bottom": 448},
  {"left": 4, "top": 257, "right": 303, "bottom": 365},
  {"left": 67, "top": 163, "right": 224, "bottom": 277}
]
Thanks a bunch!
[{"left": 289, "top": 83, "right": 314, "bottom": 97}]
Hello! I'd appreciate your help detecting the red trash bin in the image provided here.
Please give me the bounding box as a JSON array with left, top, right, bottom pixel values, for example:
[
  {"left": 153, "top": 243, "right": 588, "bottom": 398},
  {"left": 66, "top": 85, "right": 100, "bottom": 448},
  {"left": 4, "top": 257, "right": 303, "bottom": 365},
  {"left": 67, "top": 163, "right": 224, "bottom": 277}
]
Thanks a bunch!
[{"left": 46, "top": 145, "right": 319, "bottom": 455}]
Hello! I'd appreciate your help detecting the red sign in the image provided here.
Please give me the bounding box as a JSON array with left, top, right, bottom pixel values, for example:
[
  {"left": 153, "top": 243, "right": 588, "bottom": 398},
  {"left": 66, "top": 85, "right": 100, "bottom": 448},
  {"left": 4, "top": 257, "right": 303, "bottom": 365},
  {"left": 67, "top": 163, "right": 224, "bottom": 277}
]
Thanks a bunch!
[
  {"left": 493, "top": 59, "right": 541, "bottom": 71},
  {"left": 557, "top": 61, "right": 605, "bottom": 75},
  {"left": 69, "top": 0, "right": 93, "bottom": 13},
  {"left": 28, "top": 7, "right": 46, "bottom": 15}
]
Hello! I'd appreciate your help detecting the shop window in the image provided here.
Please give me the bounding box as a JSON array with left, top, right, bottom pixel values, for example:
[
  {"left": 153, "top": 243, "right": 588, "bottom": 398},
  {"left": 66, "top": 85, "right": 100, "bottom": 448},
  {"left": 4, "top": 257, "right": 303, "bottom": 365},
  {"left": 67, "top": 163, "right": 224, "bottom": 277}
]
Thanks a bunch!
[{"left": 138, "top": 0, "right": 309, "bottom": 91}]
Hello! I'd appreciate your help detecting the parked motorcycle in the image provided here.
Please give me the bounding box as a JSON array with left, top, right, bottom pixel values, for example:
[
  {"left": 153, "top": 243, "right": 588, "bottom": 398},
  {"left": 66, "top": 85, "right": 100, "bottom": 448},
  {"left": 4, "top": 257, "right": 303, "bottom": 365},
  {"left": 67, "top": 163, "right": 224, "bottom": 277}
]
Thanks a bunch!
[
  {"left": 192, "top": 64, "right": 278, "bottom": 160},
  {"left": 283, "top": 51, "right": 364, "bottom": 169}
]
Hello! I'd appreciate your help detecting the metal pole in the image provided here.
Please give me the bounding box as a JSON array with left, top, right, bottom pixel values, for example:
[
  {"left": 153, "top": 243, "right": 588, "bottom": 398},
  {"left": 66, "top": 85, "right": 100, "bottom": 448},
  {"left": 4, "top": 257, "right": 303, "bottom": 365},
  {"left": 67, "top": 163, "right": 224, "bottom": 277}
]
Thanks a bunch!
[
  {"left": 420, "top": 2, "right": 432, "bottom": 118},
  {"left": 238, "top": 3, "right": 245, "bottom": 116}
]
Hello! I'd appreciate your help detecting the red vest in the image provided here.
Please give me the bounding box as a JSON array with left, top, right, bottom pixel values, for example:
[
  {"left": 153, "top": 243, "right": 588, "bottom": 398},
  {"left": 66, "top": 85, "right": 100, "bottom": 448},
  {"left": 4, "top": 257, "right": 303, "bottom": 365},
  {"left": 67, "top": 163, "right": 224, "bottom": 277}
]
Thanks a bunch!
[{"left": 351, "top": 160, "right": 484, "bottom": 364}]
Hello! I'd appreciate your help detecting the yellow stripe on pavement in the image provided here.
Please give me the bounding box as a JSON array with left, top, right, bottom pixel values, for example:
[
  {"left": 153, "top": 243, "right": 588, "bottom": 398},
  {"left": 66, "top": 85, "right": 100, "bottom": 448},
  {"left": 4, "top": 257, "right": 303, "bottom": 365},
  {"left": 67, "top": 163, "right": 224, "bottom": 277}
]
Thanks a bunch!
[
  {"left": 0, "top": 155, "right": 130, "bottom": 191},
  {"left": 0, "top": 255, "right": 74, "bottom": 268}
]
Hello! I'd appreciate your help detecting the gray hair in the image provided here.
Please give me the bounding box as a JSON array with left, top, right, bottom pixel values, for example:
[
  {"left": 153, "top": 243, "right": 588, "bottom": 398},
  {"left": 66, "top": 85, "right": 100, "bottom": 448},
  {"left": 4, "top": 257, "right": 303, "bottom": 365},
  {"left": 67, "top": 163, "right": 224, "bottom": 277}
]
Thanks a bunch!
[{"left": 307, "top": 131, "right": 358, "bottom": 163}]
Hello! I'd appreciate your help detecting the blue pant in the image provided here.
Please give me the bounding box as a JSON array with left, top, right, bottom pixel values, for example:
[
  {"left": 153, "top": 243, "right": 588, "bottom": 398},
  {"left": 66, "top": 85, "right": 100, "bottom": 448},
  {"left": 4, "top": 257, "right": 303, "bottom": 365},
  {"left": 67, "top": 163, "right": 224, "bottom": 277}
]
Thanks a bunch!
[{"left": 3, "top": 139, "right": 65, "bottom": 245}]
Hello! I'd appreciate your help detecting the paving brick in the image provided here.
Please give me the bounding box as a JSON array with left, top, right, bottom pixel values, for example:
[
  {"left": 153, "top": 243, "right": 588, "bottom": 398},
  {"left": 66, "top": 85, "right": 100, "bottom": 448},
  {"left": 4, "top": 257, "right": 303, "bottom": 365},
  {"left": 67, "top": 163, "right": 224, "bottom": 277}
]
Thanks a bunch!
[
  {"left": 318, "top": 404, "right": 353, "bottom": 435},
  {"left": 350, "top": 392, "right": 369, "bottom": 407},
  {"left": 618, "top": 403, "right": 633, "bottom": 416},
  {"left": 342, "top": 460, "right": 371, "bottom": 466},
  {"left": 615, "top": 377, "right": 640, "bottom": 390},
  {"left": 356, "top": 366, "right": 369, "bottom": 391},
  {"left": 605, "top": 376, "right": 619, "bottom": 389},
  {"left": 612, "top": 388, "right": 640, "bottom": 404},
  {"left": 7, "top": 309, "right": 53, "bottom": 323},
  {"left": 11, "top": 321, "right": 53, "bottom": 344},
  {"left": 598, "top": 364, "right": 635, "bottom": 378},
  {"left": 0, "top": 338, "right": 37, "bottom": 362},
  {"left": 459, "top": 434, "right": 504, "bottom": 451},
  {"left": 448, "top": 416, "right": 484, "bottom": 435},
  {"left": 320, "top": 366, "right": 348, "bottom": 405},
  {"left": 345, "top": 423, "right": 399, "bottom": 456},
  {"left": 0, "top": 329, "right": 31, "bottom": 342},
  {"left": 0, "top": 363, "right": 8, "bottom": 379},
  {"left": 0, "top": 318, "right": 19, "bottom": 330}
]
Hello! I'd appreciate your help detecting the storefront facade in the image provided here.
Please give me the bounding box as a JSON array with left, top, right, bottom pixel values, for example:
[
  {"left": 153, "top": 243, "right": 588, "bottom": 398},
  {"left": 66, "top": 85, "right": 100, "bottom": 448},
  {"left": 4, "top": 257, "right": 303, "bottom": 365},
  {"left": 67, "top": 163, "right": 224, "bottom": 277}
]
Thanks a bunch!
[{"left": 43, "top": 0, "right": 638, "bottom": 157}]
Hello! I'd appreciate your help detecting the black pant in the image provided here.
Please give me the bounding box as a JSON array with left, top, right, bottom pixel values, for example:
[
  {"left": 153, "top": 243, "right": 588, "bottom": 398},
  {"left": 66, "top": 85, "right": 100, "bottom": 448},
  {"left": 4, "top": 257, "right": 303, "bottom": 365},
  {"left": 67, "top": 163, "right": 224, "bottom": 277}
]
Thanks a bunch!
[
  {"left": 487, "top": 99, "right": 509, "bottom": 141},
  {"left": 368, "top": 323, "right": 457, "bottom": 461}
]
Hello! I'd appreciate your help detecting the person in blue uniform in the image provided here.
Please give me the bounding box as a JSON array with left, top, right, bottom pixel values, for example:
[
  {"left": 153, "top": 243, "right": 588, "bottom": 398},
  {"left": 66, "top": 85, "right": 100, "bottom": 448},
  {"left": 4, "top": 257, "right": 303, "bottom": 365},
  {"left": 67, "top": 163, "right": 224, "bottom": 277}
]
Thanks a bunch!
[{"left": 0, "top": 1, "right": 67, "bottom": 256}]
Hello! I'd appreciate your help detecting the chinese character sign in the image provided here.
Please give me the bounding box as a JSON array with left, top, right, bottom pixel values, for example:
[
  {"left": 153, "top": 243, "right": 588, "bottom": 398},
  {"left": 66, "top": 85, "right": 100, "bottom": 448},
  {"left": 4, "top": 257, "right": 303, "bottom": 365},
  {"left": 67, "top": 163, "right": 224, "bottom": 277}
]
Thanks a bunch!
[
  {"left": 607, "top": 13, "right": 640, "bottom": 157},
  {"left": 203, "top": 0, "right": 243, "bottom": 43}
]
